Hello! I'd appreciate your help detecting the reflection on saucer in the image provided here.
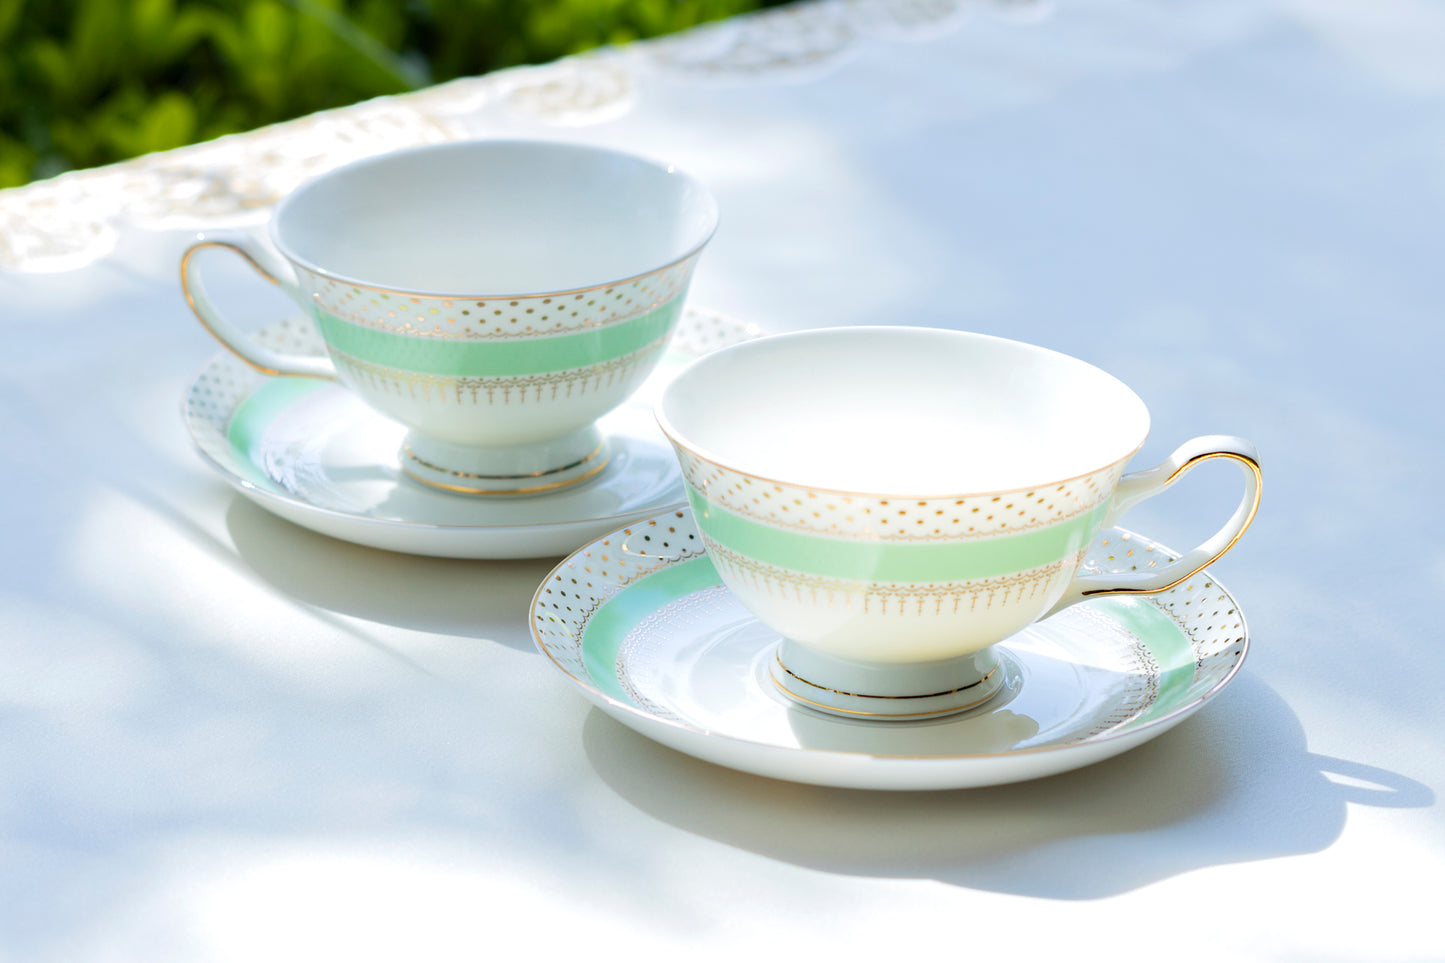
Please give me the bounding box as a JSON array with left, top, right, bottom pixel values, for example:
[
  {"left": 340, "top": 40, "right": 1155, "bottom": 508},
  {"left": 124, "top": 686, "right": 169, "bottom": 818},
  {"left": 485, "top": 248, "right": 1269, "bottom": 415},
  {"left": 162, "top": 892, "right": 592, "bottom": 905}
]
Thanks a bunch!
[{"left": 785, "top": 703, "right": 1041, "bottom": 758}]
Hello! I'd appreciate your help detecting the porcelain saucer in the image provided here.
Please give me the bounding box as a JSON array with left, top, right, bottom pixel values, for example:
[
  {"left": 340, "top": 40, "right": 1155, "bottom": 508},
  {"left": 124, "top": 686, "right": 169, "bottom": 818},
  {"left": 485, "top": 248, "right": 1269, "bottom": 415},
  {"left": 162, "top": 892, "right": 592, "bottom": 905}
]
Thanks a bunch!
[
  {"left": 530, "top": 508, "right": 1249, "bottom": 790},
  {"left": 184, "top": 307, "right": 760, "bottom": 559}
]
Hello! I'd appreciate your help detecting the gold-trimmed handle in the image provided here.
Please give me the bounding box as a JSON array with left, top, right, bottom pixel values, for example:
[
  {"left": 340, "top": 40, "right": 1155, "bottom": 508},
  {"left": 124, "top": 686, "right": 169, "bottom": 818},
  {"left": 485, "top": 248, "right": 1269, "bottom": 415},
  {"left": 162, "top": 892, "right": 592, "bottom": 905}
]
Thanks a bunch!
[
  {"left": 1047, "top": 435, "right": 1262, "bottom": 614},
  {"left": 180, "top": 230, "right": 336, "bottom": 380}
]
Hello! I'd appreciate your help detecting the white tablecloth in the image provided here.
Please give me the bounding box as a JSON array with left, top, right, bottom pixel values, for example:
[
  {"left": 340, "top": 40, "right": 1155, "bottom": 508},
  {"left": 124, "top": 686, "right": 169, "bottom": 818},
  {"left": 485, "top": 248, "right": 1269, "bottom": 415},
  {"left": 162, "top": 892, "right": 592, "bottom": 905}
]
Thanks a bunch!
[{"left": 2, "top": 0, "right": 1441, "bottom": 958}]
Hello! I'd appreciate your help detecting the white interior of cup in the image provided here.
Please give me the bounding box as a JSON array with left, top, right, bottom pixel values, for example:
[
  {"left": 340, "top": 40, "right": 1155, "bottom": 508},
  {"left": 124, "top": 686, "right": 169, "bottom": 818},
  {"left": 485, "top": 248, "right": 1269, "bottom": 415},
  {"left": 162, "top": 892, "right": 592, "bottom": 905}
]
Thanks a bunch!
[
  {"left": 271, "top": 140, "right": 718, "bottom": 295},
  {"left": 657, "top": 327, "right": 1151, "bottom": 494}
]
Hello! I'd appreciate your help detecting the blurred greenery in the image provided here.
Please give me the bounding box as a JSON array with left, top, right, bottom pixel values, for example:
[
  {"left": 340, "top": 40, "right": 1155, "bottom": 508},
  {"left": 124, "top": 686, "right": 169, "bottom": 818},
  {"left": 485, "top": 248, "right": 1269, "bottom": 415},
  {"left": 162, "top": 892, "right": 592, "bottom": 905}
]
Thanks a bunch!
[{"left": 0, "top": 0, "right": 767, "bottom": 188}]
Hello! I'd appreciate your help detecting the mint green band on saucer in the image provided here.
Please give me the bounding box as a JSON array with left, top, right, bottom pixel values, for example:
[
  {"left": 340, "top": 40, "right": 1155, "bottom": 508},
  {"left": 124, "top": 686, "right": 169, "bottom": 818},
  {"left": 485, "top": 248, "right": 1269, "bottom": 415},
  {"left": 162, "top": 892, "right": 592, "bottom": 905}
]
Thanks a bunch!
[
  {"left": 228, "top": 378, "right": 326, "bottom": 454},
  {"left": 312, "top": 296, "right": 683, "bottom": 377},
  {"left": 225, "top": 378, "right": 328, "bottom": 489},
  {"left": 686, "top": 485, "right": 1110, "bottom": 582},
  {"left": 1093, "top": 597, "right": 1196, "bottom": 722},
  {"left": 582, "top": 555, "right": 721, "bottom": 702}
]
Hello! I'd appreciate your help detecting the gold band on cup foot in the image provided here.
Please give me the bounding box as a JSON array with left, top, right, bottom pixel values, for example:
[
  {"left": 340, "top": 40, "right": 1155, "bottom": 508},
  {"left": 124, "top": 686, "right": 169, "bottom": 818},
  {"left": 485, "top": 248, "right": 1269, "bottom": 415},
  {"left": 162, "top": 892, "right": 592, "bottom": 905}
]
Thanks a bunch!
[
  {"left": 399, "top": 428, "right": 610, "bottom": 496},
  {"left": 768, "top": 645, "right": 1004, "bottom": 721}
]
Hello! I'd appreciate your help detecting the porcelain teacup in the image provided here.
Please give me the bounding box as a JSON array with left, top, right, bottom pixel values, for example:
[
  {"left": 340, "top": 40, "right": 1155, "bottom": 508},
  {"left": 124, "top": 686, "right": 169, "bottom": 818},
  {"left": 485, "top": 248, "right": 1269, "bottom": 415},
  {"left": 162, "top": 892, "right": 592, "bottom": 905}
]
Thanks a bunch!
[
  {"left": 656, "top": 326, "right": 1261, "bottom": 719},
  {"left": 182, "top": 139, "right": 718, "bottom": 494}
]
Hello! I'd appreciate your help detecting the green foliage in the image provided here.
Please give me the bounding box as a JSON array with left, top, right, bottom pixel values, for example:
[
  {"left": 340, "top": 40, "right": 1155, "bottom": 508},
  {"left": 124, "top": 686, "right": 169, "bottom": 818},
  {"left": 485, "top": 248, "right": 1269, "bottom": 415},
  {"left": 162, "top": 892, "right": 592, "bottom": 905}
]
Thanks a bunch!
[{"left": 0, "top": 0, "right": 764, "bottom": 188}]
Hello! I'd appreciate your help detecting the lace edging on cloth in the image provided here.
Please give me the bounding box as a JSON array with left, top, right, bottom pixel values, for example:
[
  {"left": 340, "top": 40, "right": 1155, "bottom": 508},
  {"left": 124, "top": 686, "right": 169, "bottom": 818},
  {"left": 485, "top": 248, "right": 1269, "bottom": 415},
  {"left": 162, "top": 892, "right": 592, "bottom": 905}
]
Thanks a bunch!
[{"left": 0, "top": 0, "right": 1034, "bottom": 272}]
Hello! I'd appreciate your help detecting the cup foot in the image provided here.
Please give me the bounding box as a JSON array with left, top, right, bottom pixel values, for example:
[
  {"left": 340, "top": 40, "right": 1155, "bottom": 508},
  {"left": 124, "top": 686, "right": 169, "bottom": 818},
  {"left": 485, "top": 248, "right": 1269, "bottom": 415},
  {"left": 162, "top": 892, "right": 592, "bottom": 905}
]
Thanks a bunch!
[
  {"left": 769, "top": 641, "right": 1003, "bottom": 721},
  {"left": 400, "top": 426, "right": 609, "bottom": 496}
]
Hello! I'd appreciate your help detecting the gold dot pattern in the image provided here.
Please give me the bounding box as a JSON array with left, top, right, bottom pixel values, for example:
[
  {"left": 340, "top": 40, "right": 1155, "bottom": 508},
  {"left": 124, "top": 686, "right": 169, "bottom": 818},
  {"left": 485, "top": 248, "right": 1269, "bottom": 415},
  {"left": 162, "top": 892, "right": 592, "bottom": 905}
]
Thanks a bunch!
[
  {"left": 675, "top": 448, "right": 1126, "bottom": 542},
  {"left": 1079, "top": 535, "right": 1247, "bottom": 705},
  {"left": 301, "top": 253, "right": 701, "bottom": 340},
  {"left": 531, "top": 511, "right": 704, "bottom": 684}
]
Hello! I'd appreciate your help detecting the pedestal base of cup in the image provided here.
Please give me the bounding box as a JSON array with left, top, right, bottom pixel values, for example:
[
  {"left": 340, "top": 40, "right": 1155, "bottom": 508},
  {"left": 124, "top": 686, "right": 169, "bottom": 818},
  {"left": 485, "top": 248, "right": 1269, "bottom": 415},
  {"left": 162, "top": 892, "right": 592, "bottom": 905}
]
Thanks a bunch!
[
  {"left": 769, "top": 640, "right": 1003, "bottom": 721},
  {"left": 400, "top": 426, "right": 609, "bottom": 496}
]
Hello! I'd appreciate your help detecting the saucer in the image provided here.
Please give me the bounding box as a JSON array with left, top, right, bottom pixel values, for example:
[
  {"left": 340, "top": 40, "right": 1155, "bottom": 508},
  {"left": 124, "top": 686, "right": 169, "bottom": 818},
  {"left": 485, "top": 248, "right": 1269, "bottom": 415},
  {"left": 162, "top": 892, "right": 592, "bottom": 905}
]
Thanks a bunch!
[
  {"left": 530, "top": 508, "right": 1249, "bottom": 790},
  {"left": 184, "top": 307, "right": 760, "bottom": 559}
]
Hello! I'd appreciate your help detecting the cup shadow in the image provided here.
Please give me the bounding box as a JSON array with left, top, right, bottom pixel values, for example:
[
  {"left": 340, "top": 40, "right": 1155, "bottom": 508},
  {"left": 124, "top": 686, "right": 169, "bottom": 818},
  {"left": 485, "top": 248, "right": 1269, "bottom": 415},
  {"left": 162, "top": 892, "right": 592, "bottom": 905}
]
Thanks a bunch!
[
  {"left": 582, "top": 673, "right": 1432, "bottom": 899},
  {"left": 225, "top": 497, "right": 557, "bottom": 650}
]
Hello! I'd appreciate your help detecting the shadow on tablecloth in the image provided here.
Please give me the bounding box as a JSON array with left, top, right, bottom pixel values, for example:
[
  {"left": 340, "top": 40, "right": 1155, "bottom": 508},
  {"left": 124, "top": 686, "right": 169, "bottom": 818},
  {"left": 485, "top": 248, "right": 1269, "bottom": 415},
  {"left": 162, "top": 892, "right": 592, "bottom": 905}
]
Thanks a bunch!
[
  {"left": 225, "top": 497, "right": 555, "bottom": 652},
  {"left": 582, "top": 674, "right": 1432, "bottom": 899}
]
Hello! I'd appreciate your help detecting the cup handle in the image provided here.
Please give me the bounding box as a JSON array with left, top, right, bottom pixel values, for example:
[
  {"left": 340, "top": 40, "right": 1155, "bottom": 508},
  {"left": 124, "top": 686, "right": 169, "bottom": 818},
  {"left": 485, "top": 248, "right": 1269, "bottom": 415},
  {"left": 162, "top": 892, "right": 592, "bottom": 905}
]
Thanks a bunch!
[
  {"left": 1046, "top": 435, "right": 1262, "bottom": 615},
  {"left": 180, "top": 229, "right": 337, "bottom": 380}
]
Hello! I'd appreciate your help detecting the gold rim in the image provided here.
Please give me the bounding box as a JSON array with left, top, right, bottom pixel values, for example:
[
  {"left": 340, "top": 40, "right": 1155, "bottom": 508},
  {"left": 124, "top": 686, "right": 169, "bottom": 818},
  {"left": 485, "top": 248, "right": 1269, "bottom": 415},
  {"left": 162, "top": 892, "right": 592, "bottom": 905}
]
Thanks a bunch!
[
  {"left": 402, "top": 442, "right": 605, "bottom": 482},
  {"left": 270, "top": 140, "right": 718, "bottom": 301},
  {"left": 401, "top": 453, "right": 610, "bottom": 496},
  {"left": 658, "top": 420, "right": 1145, "bottom": 503},
  {"left": 774, "top": 655, "right": 999, "bottom": 700},
  {"left": 768, "top": 664, "right": 1002, "bottom": 718},
  {"left": 291, "top": 245, "right": 709, "bottom": 301},
  {"left": 654, "top": 325, "right": 1152, "bottom": 502}
]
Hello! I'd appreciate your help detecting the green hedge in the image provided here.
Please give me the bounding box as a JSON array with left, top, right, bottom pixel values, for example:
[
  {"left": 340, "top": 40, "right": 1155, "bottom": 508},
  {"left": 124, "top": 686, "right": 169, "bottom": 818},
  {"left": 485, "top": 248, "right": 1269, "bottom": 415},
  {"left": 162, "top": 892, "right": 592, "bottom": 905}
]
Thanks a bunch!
[{"left": 0, "top": 0, "right": 765, "bottom": 188}]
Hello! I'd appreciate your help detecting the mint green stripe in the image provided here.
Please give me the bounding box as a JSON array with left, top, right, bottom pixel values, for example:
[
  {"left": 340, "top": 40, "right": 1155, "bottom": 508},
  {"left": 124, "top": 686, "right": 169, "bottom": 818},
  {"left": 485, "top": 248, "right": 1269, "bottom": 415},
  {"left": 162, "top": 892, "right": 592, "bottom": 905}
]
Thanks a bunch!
[
  {"left": 1093, "top": 597, "right": 1196, "bottom": 722},
  {"left": 686, "top": 485, "right": 1110, "bottom": 582},
  {"left": 582, "top": 556, "right": 722, "bottom": 703},
  {"left": 312, "top": 297, "right": 682, "bottom": 376}
]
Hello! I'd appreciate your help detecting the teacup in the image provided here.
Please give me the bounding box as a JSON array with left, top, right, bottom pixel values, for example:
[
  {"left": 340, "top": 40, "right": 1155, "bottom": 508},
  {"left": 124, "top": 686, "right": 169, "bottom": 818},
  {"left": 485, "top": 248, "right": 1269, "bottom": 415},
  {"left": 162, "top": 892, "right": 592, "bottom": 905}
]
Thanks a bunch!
[
  {"left": 182, "top": 139, "right": 718, "bottom": 494},
  {"left": 656, "top": 326, "right": 1261, "bottom": 719}
]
